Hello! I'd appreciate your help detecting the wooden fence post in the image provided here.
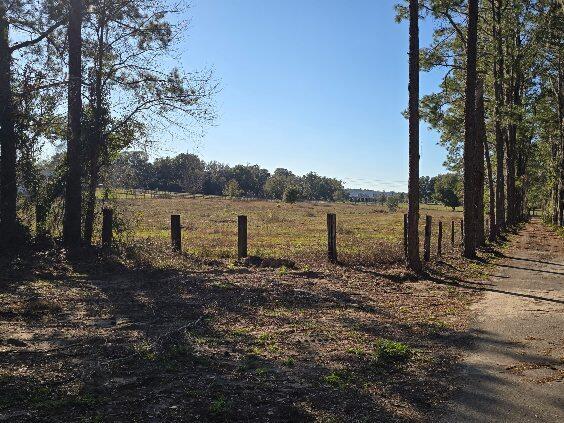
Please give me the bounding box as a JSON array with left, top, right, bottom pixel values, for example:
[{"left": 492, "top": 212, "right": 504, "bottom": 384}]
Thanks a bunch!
[
  {"left": 437, "top": 221, "right": 443, "bottom": 256},
  {"left": 238, "top": 215, "right": 248, "bottom": 258},
  {"left": 403, "top": 213, "right": 408, "bottom": 258},
  {"left": 327, "top": 213, "right": 337, "bottom": 263},
  {"left": 451, "top": 220, "right": 455, "bottom": 248},
  {"left": 424, "top": 215, "right": 432, "bottom": 261},
  {"left": 102, "top": 208, "right": 113, "bottom": 249},
  {"left": 460, "top": 219, "right": 464, "bottom": 246},
  {"left": 171, "top": 214, "right": 181, "bottom": 252}
]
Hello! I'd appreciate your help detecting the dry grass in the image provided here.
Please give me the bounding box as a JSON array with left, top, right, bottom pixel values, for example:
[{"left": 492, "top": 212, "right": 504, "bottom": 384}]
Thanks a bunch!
[{"left": 100, "top": 197, "right": 464, "bottom": 266}]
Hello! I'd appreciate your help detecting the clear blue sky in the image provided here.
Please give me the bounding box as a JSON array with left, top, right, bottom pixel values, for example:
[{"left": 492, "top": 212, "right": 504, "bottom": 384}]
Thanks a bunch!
[{"left": 165, "top": 0, "right": 447, "bottom": 192}]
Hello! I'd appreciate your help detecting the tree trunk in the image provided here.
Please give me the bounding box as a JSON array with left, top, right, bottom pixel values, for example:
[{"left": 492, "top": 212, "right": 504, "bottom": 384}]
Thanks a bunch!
[
  {"left": 475, "top": 79, "right": 486, "bottom": 246},
  {"left": 83, "top": 18, "right": 106, "bottom": 246},
  {"left": 63, "top": 0, "right": 83, "bottom": 249},
  {"left": 505, "top": 32, "right": 520, "bottom": 226},
  {"left": 0, "top": 12, "right": 17, "bottom": 243},
  {"left": 558, "top": 56, "right": 564, "bottom": 226},
  {"left": 463, "top": 0, "right": 479, "bottom": 258},
  {"left": 83, "top": 154, "right": 100, "bottom": 245},
  {"left": 552, "top": 136, "right": 560, "bottom": 224},
  {"left": 493, "top": 0, "right": 506, "bottom": 235},
  {"left": 484, "top": 136, "right": 496, "bottom": 241},
  {"left": 407, "top": 0, "right": 421, "bottom": 271}
]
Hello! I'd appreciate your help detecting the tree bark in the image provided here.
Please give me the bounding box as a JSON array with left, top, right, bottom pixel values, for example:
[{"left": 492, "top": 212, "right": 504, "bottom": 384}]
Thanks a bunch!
[
  {"left": 463, "top": 0, "right": 479, "bottom": 258},
  {"left": 0, "top": 11, "right": 17, "bottom": 242},
  {"left": 63, "top": 0, "right": 83, "bottom": 249},
  {"left": 552, "top": 136, "right": 560, "bottom": 224},
  {"left": 484, "top": 136, "right": 496, "bottom": 241},
  {"left": 475, "top": 79, "right": 486, "bottom": 246},
  {"left": 84, "top": 16, "right": 106, "bottom": 245},
  {"left": 505, "top": 32, "right": 521, "bottom": 226},
  {"left": 493, "top": 0, "right": 506, "bottom": 235},
  {"left": 407, "top": 0, "right": 421, "bottom": 271},
  {"left": 558, "top": 56, "right": 564, "bottom": 226}
]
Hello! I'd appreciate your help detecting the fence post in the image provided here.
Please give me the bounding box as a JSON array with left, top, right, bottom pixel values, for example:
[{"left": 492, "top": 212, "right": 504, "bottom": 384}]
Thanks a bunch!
[
  {"left": 171, "top": 214, "right": 181, "bottom": 252},
  {"left": 327, "top": 213, "right": 337, "bottom": 263},
  {"left": 451, "top": 220, "right": 455, "bottom": 248},
  {"left": 238, "top": 215, "right": 248, "bottom": 258},
  {"left": 102, "top": 208, "right": 113, "bottom": 249},
  {"left": 437, "top": 221, "right": 443, "bottom": 256},
  {"left": 460, "top": 219, "right": 464, "bottom": 247},
  {"left": 403, "top": 213, "right": 408, "bottom": 258},
  {"left": 424, "top": 215, "right": 432, "bottom": 261}
]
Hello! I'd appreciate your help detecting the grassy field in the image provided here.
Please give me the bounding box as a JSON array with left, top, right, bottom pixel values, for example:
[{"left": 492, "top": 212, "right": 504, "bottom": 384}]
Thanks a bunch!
[{"left": 105, "top": 196, "right": 464, "bottom": 266}]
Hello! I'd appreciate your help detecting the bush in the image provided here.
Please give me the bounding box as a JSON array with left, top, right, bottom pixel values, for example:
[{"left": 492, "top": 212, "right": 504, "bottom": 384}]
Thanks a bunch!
[
  {"left": 283, "top": 186, "right": 301, "bottom": 203},
  {"left": 386, "top": 195, "right": 399, "bottom": 212},
  {"left": 373, "top": 339, "right": 411, "bottom": 363},
  {"left": 223, "top": 180, "right": 243, "bottom": 198}
]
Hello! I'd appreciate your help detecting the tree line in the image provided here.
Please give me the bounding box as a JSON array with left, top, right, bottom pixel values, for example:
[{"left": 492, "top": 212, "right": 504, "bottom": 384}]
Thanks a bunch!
[
  {"left": 401, "top": 0, "right": 563, "bottom": 269},
  {"left": 101, "top": 151, "right": 347, "bottom": 201}
]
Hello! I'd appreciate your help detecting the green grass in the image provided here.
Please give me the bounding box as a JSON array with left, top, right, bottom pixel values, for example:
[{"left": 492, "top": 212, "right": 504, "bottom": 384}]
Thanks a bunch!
[{"left": 373, "top": 339, "right": 412, "bottom": 364}]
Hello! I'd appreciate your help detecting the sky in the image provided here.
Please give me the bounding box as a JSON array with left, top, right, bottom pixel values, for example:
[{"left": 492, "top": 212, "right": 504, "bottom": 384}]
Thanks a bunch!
[{"left": 160, "top": 0, "right": 448, "bottom": 192}]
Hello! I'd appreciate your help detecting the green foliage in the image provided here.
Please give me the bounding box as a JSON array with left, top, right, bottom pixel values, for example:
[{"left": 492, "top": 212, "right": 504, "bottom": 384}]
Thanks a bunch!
[
  {"left": 323, "top": 371, "right": 348, "bottom": 388},
  {"left": 386, "top": 195, "right": 400, "bottom": 212},
  {"left": 283, "top": 186, "right": 301, "bottom": 203},
  {"left": 373, "top": 339, "right": 412, "bottom": 363},
  {"left": 209, "top": 395, "right": 228, "bottom": 414},
  {"left": 223, "top": 180, "right": 243, "bottom": 198},
  {"left": 433, "top": 173, "right": 462, "bottom": 210},
  {"left": 419, "top": 176, "right": 436, "bottom": 204}
]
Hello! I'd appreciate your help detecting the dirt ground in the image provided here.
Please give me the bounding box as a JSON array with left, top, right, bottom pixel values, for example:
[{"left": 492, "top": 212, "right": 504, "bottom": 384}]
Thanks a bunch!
[
  {"left": 0, "top": 243, "right": 479, "bottom": 422},
  {"left": 440, "top": 219, "right": 564, "bottom": 422},
  {"left": 3, "top": 219, "right": 560, "bottom": 422}
]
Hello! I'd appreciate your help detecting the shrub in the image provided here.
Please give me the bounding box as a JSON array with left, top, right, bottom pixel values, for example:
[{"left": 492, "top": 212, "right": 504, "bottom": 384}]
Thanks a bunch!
[
  {"left": 373, "top": 339, "right": 411, "bottom": 363},
  {"left": 283, "top": 186, "right": 301, "bottom": 203},
  {"left": 223, "top": 180, "right": 243, "bottom": 198},
  {"left": 386, "top": 195, "right": 399, "bottom": 212}
]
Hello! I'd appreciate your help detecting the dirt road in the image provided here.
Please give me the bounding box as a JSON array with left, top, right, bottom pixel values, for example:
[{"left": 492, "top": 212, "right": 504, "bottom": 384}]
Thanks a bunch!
[{"left": 441, "top": 219, "right": 564, "bottom": 422}]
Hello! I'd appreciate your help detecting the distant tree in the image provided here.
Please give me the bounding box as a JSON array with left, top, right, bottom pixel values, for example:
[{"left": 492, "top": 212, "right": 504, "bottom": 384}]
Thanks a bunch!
[
  {"left": 386, "top": 195, "right": 400, "bottom": 212},
  {"left": 176, "top": 153, "right": 205, "bottom": 194},
  {"left": 264, "top": 168, "right": 297, "bottom": 199},
  {"left": 379, "top": 192, "right": 387, "bottom": 206},
  {"left": 223, "top": 179, "right": 243, "bottom": 198},
  {"left": 419, "top": 176, "right": 436, "bottom": 203},
  {"left": 229, "top": 164, "right": 270, "bottom": 197},
  {"left": 105, "top": 151, "right": 152, "bottom": 189},
  {"left": 283, "top": 186, "right": 301, "bottom": 203},
  {"left": 301, "top": 172, "right": 345, "bottom": 201},
  {"left": 434, "top": 173, "right": 462, "bottom": 211},
  {"left": 332, "top": 187, "right": 349, "bottom": 202},
  {"left": 203, "top": 161, "right": 230, "bottom": 196}
]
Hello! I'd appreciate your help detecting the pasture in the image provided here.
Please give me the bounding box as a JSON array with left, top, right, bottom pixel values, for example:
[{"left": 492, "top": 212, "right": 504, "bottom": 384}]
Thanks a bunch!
[
  {"left": 104, "top": 195, "right": 464, "bottom": 267},
  {"left": 101, "top": 195, "right": 462, "bottom": 265}
]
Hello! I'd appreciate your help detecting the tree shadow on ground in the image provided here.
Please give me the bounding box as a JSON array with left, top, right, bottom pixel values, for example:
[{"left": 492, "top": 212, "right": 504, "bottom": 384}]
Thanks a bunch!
[
  {"left": 0, "top": 247, "right": 469, "bottom": 422},
  {"left": 424, "top": 269, "right": 564, "bottom": 305}
]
